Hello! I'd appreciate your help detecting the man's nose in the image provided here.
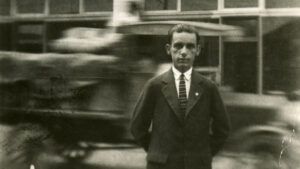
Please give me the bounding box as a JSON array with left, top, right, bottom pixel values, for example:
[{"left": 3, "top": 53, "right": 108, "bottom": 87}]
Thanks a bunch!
[{"left": 180, "top": 46, "right": 188, "bottom": 57}]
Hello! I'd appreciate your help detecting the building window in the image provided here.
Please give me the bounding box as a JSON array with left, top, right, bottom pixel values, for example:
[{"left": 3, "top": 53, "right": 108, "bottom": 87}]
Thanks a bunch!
[
  {"left": 84, "top": 0, "right": 113, "bottom": 12},
  {"left": 50, "top": 0, "right": 79, "bottom": 14},
  {"left": 181, "top": 0, "right": 217, "bottom": 11},
  {"left": 16, "top": 0, "right": 45, "bottom": 14},
  {"left": 266, "top": 0, "right": 300, "bottom": 8},
  {"left": 0, "top": 23, "right": 11, "bottom": 50},
  {"left": 195, "top": 37, "right": 219, "bottom": 67},
  {"left": 224, "top": 0, "right": 258, "bottom": 8},
  {"left": 0, "top": 0, "right": 10, "bottom": 15},
  {"left": 263, "top": 17, "right": 300, "bottom": 93},
  {"left": 223, "top": 42, "right": 257, "bottom": 93},
  {"left": 135, "top": 35, "right": 168, "bottom": 62},
  {"left": 222, "top": 17, "right": 258, "bottom": 93},
  {"left": 15, "top": 23, "right": 44, "bottom": 53},
  {"left": 144, "top": 0, "right": 177, "bottom": 11},
  {"left": 222, "top": 17, "right": 258, "bottom": 37}
]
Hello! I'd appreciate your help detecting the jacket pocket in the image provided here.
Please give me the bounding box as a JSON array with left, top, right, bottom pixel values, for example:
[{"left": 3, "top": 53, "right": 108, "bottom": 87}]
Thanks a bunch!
[{"left": 146, "top": 153, "right": 168, "bottom": 164}]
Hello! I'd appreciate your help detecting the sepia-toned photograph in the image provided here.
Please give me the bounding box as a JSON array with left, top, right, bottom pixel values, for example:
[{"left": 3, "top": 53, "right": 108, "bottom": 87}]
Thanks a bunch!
[{"left": 0, "top": 0, "right": 300, "bottom": 169}]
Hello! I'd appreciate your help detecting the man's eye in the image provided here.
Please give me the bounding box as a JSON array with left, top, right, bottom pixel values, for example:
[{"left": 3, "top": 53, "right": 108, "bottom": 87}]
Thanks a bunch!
[
  {"left": 186, "top": 44, "right": 196, "bottom": 49},
  {"left": 173, "top": 44, "right": 183, "bottom": 49}
]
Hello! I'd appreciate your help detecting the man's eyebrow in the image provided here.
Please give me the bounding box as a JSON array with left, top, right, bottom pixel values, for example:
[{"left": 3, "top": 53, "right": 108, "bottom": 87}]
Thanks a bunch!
[
  {"left": 188, "top": 43, "right": 197, "bottom": 46},
  {"left": 173, "top": 42, "right": 183, "bottom": 46}
]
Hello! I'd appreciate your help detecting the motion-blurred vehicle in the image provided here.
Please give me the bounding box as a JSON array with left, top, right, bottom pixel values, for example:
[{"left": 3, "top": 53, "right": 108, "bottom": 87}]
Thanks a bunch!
[
  {"left": 216, "top": 92, "right": 300, "bottom": 169},
  {"left": 0, "top": 20, "right": 243, "bottom": 169}
]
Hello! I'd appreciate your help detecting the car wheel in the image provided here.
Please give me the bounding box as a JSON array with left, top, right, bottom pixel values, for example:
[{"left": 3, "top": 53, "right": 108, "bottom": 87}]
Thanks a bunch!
[{"left": 230, "top": 133, "right": 292, "bottom": 169}]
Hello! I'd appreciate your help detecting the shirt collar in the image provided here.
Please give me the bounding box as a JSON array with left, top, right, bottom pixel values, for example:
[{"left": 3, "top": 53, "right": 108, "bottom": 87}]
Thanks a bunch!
[{"left": 172, "top": 66, "right": 192, "bottom": 81}]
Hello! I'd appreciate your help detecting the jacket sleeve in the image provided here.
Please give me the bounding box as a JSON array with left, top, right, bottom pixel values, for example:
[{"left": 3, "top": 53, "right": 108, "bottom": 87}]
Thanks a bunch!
[
  {"left": 130, "top": 80, "right": 155, "bottom": 151},
  {"left": 209, "top": 84, "right": 231, "bottom": 156}
]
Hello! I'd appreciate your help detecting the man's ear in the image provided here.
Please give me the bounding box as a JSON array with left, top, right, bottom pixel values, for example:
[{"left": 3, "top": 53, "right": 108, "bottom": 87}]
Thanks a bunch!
[{"left": 165, "top": 44, "right": 171, "bottom": 55}]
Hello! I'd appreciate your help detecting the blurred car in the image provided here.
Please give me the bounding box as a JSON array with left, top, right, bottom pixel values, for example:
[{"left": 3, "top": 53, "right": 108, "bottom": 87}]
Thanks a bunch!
[{"left": 216, "top": 91, "right": 300, "bottom": 169}]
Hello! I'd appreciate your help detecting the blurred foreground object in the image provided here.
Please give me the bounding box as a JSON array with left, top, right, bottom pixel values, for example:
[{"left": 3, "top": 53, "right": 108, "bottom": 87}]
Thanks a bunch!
[
  {"left": 50, "top": 20, "right": 244, "bottom": 53},
  {"left": 217, "top": 92, "right": 300, "bottom": 169},
  {"left": 0, "top": 17, "right": 247, "bottom": 169},
  {"left": 50, "top": 28, "right": 123, "bottom": 53},
  {"left": 109, "top": 0, "right": 144, "bottom": 26},
  {"left": 0, "top": 51, "right": 133, "bottom": 168}
]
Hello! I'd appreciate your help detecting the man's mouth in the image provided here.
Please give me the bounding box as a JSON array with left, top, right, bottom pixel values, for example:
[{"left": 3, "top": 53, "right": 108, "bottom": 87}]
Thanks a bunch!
[{"left": 178, "top": 59, "right": 188, "bottom": 63}]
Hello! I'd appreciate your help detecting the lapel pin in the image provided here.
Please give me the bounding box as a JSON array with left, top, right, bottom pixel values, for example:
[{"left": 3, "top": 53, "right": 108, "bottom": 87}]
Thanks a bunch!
[{"left": 195, "top": 92, "right": 199, "bottom": 96}]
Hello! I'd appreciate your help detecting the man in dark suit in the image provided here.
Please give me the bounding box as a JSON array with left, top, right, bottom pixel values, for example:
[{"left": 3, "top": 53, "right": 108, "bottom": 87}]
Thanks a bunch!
[{"left": 131, "top": 24, "right": 231, "bottom": 169}]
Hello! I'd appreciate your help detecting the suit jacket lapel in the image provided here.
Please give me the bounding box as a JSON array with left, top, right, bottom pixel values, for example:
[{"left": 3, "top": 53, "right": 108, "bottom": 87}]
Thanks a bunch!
[
  {"left": 186, "top": 70, "right": 204, "bottom": 117},
  {"left": 161, "top": 69, "right": 184, "bottom": 124}
]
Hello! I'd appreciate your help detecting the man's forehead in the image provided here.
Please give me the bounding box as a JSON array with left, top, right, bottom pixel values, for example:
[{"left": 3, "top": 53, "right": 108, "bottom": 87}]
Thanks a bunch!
[{"left": 172, "top": 32, "right": 197, "bottom": 43}]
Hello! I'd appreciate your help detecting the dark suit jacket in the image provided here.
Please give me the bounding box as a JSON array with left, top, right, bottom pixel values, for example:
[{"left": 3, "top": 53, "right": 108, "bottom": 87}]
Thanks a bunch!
[{"left": 131, "top": 69, "right": 231, "bottom": 169}]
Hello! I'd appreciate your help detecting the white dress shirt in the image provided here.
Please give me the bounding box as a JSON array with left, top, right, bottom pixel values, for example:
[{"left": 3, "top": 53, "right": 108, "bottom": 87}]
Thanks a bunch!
[{"left": 172, "top": 66, "right": 192, "bottom": 99}]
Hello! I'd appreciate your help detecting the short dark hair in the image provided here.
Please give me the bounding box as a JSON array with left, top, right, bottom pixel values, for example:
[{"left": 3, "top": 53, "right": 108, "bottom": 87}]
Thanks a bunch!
[{"left": 167, "top": 24, "right": 200, "bottom": 44}]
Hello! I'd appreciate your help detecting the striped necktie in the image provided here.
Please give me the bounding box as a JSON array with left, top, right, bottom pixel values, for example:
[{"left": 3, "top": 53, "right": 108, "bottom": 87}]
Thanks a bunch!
[{"left": 178, "top": 74, "right": 187, "bottom": 116}]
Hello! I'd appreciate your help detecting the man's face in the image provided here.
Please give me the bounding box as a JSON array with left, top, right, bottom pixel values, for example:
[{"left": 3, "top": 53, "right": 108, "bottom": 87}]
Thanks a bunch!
[{"left": 166, "top": 32, "right": 200, "bottom": 73}]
